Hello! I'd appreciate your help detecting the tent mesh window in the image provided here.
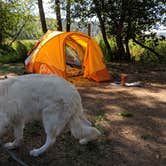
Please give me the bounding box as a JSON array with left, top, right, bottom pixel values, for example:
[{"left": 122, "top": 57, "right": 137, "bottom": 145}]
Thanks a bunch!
[{"left": 65, "top": 45, "right": 83, "bottom": 77}]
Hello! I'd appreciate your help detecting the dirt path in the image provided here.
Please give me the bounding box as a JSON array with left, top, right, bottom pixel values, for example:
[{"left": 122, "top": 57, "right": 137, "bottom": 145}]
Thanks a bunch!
[{"left": 0, "top": 63, "right": 165, "bottom": 166}]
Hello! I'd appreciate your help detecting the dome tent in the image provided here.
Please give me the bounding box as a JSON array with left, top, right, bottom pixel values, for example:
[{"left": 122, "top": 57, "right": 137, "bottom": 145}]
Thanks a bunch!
[{"left": 25, "top": 30, "right": 111, "bottom": 82}]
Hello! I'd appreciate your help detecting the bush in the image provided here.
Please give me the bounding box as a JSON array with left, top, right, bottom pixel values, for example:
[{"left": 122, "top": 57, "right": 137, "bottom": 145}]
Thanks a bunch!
[
  {"left": 130, "top": 42, "right": 144, "bottom": 62},
  {"left": 96, "top": 35, "right": 166, "bottom": 65},
  {"left": 156, "top": 41, "right": 166, "bottom": 63},
  {"left": 0, "top": 45, "right": 19, "bottom": 63},
  {"left": 96, "top": 36, "right": 116, "bottom": 61},
  {"left": 0, "top": 40, "right": 35, "bottom": 63},
  {"left": 98, "top": 39, "right": 110, "bottom": 61},
  {"left": 140, "top": 52, "right": 159, "bottom": 65},
  {"left": 139, "top": 39, "right": 166, "bottom": 65},
  {"left": 21, "top": 40, "right": 36, "bottom": 51},
  {"left": 12, "top": 41, "right": 28, "bottom": 62},
  {"left": 11, "top": 40, "right": 36, "bottom": 63}
]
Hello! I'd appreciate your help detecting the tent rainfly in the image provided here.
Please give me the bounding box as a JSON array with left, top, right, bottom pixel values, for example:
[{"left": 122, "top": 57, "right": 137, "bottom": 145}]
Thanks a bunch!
[{"left": 25, "top": 30, "right": 111, "bottom": 82}]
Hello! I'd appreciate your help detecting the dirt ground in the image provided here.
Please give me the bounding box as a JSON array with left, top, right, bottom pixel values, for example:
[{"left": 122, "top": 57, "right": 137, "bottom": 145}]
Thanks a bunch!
[{"left": 0, "top": 62, "right": 166, "bottom": 166}]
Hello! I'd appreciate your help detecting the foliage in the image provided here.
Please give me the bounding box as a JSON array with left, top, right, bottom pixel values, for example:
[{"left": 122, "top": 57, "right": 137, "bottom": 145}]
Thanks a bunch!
[
  {"left": 90, "top": 0, "right": 165, "bottom": 61},
  {"left": 0, "top": 40, "right": 35, "bottom": 63},
  {"left": 20, "top": 40, "right": 36, "bottom": 51},
  {"left": 96, "top": 36, "right": 117, "bottom": 62},
  {"left": 12, "top": 41, "right": 28, "bottom": 62},
  {"left": 17, "top": 17, "right": 56, "bottom": 40},
  {"left": 135, "top": 38, "right": 166, "bottom": 65},
  {"left": 0, "top": 0, "right": 35, "bottom": 44},
  {"left": 140, "top": 52, "right": 159, "bottom": 65},
  {"left": 130, "top": 42, "right": 144, "bottom": 61},
  {"left": 98, "top": 39, "right": 109, "bottom": 61},
  {"left": 98, "top": 36, "right": 166, "bottom": 64},
  {"left": 0, "top": 1, "right": 16, "bottom": 43},
  {"left": 0, "top": 45, "right": 19, "bottom": 63},
  {"left": 67, "top": 0, "right": 165, "bottom": 61},
  {"left": 0, "top": 0, "right": 165, "bottom": 64},
  {"left": 155, "top": 40, "right": 166, "bottom": 63}
]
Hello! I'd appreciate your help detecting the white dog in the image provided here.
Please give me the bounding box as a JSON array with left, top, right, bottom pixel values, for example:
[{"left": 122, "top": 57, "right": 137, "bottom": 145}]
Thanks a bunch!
[{"left": 0, "top": 74, "right": 100, "bottom": 157}]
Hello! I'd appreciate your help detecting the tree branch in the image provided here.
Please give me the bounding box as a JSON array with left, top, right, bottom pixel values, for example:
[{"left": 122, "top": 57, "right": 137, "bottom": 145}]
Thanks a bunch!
[
  {"left": 132, "top": 38, "right": 161, "bottom": 57},
  {"left": 8, "top": 18, "right": 29, "bottom": 46}
]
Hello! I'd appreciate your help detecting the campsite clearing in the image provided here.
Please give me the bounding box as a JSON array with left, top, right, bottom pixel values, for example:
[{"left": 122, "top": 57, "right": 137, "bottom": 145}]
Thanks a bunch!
[{"left": 0, "top": 62, "right": 166, "bottom": 166}]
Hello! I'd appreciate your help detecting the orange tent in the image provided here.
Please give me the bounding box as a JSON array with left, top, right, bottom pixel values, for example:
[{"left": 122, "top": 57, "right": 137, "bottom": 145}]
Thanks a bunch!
[{"left": 25, "top": 30, "right": 111, "bottom": 82}]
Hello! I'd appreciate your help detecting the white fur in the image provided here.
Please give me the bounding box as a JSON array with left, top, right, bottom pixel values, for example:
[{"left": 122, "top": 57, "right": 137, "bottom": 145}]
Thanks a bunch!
[{"left": 0, "top": 74, "right": 100, "bottom": 157}]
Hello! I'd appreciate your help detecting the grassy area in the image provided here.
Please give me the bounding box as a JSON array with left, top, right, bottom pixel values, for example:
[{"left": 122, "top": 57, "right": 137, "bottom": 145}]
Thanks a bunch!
[
  {"left": 0, "top": 63, "right": 25, "bottom": 75},
  {"left": 0, "top": 40, "right": 36, "bottom": 64}
]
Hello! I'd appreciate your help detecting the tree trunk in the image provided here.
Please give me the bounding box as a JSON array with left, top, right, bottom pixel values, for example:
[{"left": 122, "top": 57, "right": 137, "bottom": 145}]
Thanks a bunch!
[
  {"left": 124, "top": 19, "right": 131, "bottom": 61},
  {"left": 66, "top": 0, "right": 71, "bottom": 32},
  {"left": 88, "top": 23, "right": 91, "bottom": 36},
  {"left": 38, "top": 0, "right": 47, "bottom": 33},
  {"left": 115, "top": 26, "right": 125, "bottom": 61},
  {"left": 125, "top": 8, "right": 132, "bottom": 61},
  {"left": 0, "top": 33, "right": 2, "bottom": 45},
  {"left": 100, "top": 24, "right": 112, "bottom": 61},
  {"left": 55, "top": 0, "right": 62, "bottom": 31},
  {"left": 115, "top": 0, "right": 126, "bottom": 61},
  {"left": 93, "top": 0, "right": 112, "bottom": 61},
  {"left": 124, "top": 36, "right": 131, "bottom": 61}
]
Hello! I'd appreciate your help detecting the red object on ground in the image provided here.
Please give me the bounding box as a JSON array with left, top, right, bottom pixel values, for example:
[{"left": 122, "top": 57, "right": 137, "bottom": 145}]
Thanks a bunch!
[{"left": 121, "top": 74, "right": 128, "bottom": 86}]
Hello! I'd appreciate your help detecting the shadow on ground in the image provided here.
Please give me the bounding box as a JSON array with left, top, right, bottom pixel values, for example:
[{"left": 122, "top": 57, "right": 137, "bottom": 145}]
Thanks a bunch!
[{"left": 0, "top": 62, "right": 165, "bottom": 166}]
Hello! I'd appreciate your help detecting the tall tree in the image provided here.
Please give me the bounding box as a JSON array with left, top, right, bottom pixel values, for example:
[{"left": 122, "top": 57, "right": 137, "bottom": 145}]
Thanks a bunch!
[
  {"left": 38, "top": 0, "right": 47, "bottom": 33},
  {"left": 92, "top": 0, "right": 113, "bottom": 60},
  {"left": 55, "top": 0, "right": 62, "bottom": 31},
  {"left": 50, "top": 0, "right": 165, "bottom": 61},
  {"left": 66, "top": 0, "right": 71, "bottom": 31},
  {"left": 101, "top": 0, "right": 165, "bottom": 60},
  {"left": 102, "top": 0, "right": 127, "bottom": 60},
  {"left": 71, "top": 0, "right": 113, "bottom": 60},
  {"left": 123, "top": 0, "right": 165, "bottom": 58}
]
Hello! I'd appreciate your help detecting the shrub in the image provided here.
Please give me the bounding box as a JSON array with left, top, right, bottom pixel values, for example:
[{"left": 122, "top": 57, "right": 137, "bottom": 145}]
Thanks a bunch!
[
  {"left": 20, "top": 40, "right": 36, "bottom": 51},
  {"left": 139, "top": 39, "right": 166, "bottom": 65},
  {"left": 0, "top": 45, "right": 19, "bottom": 63},
  {"left": 130, "top": 42, "right": 144, "bottom": 62},
  {"left": 156, "top": 40, "right": 166, "bottom": 63},
  {"left": 12, "top": 41, "right": 28, "bottom": 62},
  {"left": 0, "top": 40, "right": 36, "bottom": 63},
  {"left": 140, "top": 52, "right": 159, "bottom": 65},
  {"left": 96, "top": 35, "right": 166, "bottom": 64},
  {"left": 98, "top": 39, "right": 110, "bottom": 61},
  {"left": 96, "top": 36, "right": 116, "bottom": 62}
]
